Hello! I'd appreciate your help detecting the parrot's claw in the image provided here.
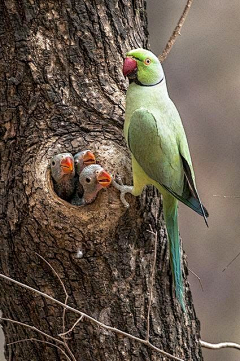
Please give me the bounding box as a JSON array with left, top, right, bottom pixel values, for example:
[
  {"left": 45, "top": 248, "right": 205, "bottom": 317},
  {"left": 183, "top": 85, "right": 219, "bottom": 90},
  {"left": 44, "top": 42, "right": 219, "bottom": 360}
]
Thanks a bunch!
[
  {"left": 115, "top": 175, "right": 124, "bottom": 186},
  {"left": 120, "top": 193, "right": 130, "bottom": 208},
  {"left": 111, "top": 179, "right": 133, "bottom": 208}
]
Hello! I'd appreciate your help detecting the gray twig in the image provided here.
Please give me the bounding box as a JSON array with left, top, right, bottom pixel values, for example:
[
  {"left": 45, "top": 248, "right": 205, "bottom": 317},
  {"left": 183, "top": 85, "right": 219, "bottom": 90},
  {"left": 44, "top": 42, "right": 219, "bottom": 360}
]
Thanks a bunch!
[
  {"left": 188, "top": 268, "right": 204, "bottom": 291},
  {"left": 59, "top": 315, "right": 84, "bottom": 337},
  {"left": 146, "top": 226, "right": 158, "bottom": 342},
  {"left": 222, "top": 251, "right": 240, "bottom": 272},
  {"left": 1, "top": 317, "right": 73, "bottom": 361},
  {"left": 7, "top": 337, "right": 72, "bottom": 361},
  {"left": 0, "top": 272, "right": 183, "bottom": 361},
  {"left": 213, "top": 194, "right": 240, "bottom": 199},
  {"left": 159, "top": 0, "right": 193, "bottom": 62},
  {"left": 35, "top": 253, "right": 76, "bottom": 361},
  {"left": 200, "top": 340, "right": 240, "bottom": 350},
  {"left": 1, "top": 317, "right": 65, "bottom": 346}
]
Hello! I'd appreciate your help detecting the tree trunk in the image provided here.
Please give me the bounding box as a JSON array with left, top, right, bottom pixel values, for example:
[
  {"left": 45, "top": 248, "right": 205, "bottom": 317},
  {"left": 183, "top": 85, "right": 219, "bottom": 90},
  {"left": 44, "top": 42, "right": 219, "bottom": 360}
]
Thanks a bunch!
[{"left": 0, "top": 0, "right": 203, "bottom": 360}]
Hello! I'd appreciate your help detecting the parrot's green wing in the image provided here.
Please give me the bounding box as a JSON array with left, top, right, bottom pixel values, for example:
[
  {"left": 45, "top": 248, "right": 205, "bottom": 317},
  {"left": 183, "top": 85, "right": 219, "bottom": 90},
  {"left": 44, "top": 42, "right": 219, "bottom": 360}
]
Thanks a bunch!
[{"left": 128, "top": 108, "right": 208, "bottom": 220}]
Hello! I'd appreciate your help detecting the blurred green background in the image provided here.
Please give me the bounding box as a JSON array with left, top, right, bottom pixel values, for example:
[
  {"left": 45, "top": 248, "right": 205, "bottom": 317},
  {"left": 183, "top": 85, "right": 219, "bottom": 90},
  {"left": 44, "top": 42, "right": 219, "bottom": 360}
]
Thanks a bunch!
[
  {"left": 1, "top": 1, "right": 240, "bottom": 360},
  {"left": 148, "top": 0, "right": 240, "bottom": 360}
]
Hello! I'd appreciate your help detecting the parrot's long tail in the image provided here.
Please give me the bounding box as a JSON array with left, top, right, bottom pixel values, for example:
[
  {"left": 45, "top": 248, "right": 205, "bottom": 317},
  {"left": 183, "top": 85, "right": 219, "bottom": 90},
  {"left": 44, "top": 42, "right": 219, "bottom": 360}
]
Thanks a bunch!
[{"left": 163, "top": 193, "right": 185, "bottom": 311}]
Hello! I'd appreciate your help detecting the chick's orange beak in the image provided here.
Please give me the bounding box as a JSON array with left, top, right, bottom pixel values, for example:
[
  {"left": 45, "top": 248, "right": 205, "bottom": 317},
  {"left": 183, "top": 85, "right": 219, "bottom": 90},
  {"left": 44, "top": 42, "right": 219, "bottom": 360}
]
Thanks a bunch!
[
  {"left": 83, "top": 151, "right": 96, "bottom": 166},
  {"left": 123, "top": 57, "right": 137, "bottom": 77},
  {"left": 61, "top": 157, "right": 74, "bottom": 173},
  {"left": 97, "top": 170, "right": 112, "bottom": 187}
]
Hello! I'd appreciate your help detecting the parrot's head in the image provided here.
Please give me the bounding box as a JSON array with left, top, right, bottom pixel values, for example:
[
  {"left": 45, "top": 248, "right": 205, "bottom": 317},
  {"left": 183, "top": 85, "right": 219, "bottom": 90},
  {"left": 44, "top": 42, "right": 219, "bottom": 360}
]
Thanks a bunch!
[
  {"left": 50, "top": 153, "right": 75, "bottom": 183},
  {"left": 74, "top": 150, "right": 96, "bottom": 175},
  {"left": 123, "top": 48, "right": 164, "bottom": 86},
  {"left": 79, "top": 164, "right": 112, "bottom": 203}
]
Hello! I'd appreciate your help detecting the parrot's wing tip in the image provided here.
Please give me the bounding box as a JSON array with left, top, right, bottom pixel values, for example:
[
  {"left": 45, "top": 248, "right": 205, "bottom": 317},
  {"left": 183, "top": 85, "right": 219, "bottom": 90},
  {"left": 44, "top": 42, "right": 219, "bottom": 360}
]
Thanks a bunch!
[{"left": 204, "top": 216, "right": 209, "bottom": 228}]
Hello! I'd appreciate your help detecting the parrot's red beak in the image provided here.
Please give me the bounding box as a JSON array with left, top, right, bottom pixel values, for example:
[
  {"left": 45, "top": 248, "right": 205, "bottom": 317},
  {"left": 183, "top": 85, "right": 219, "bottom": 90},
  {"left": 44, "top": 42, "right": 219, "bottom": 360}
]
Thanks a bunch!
[
  {"left": 83, "top": 151, "right": 96, "bottom": 166},
  {"left": 123, "top": 57, "right": 137, "bottom": 77},
  {"left": 61, "top": 156, "right": 74, "bottom": 173},
  {"left": 97, "top": 170, "right": 112, "bottom": 187}
]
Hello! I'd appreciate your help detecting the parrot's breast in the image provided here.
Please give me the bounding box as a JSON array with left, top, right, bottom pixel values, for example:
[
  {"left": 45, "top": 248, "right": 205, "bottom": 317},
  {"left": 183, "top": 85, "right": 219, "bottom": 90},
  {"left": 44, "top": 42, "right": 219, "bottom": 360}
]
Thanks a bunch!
[
  {"left": 124, "top": 81, "right": 187, "bottom": 196},
  {"left": 124, "top": 82, "right": 169, "bottom": 141}
]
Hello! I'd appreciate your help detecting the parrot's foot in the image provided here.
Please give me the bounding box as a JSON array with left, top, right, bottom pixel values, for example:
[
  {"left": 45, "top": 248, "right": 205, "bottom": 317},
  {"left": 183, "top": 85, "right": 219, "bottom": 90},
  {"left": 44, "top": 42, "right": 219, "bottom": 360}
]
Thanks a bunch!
[{"left": 111, "top": 179, "right": 133, "bottom": 208}]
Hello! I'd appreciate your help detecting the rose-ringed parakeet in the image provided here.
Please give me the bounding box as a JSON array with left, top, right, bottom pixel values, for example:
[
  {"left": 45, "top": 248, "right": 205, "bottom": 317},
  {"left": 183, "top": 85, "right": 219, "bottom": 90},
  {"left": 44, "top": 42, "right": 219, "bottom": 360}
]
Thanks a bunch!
[
  {"left": 71, "top": 150, "right": 97, "bottom": 205},
  {"left": 116, "top": 48, "right": 209, "bottom": 310},
  {"left": 74, "top": 150, "right": 96, "bottom": 175},
  {"left": 50, "top": 153, "right": 76, "bottom": 201},
  {"left": 76, "top": 164, "right": 112, "bottom": 205}
]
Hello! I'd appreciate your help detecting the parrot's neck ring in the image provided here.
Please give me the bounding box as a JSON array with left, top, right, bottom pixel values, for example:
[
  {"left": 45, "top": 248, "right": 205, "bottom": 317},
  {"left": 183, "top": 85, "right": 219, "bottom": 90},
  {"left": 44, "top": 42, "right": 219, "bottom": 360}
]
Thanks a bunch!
[{"left": 132, "top": 76, "right": 164, "bottom": 87}]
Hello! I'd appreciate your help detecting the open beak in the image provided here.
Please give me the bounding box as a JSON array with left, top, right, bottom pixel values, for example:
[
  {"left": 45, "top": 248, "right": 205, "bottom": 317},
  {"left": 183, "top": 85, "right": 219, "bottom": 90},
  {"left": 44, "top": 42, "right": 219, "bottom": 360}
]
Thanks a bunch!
[
  {"left": 61, "top": 156, "right": 74, "bottom": 173},
  {"left": 97, "top": 170, "right": 112, "bottom": 188},
  {"left": 123, "top": 57, "right": 137, "bottom": 77},
  {"left": 83, "top": 151, "right": 96, "bottom": 166}
]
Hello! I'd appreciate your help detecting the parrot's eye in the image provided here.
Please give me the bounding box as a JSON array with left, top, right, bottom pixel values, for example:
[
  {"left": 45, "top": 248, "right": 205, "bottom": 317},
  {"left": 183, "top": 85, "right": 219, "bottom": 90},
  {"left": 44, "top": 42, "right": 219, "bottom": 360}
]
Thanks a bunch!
[
  {"left": 144, "top": 58, "right": 151, "bottom": 65},
  {"left": 86, "top": 177, "right": 91, "bottom": 183},
  {"left": 52, "top": 161, "right": 55, "bottom": 166}
]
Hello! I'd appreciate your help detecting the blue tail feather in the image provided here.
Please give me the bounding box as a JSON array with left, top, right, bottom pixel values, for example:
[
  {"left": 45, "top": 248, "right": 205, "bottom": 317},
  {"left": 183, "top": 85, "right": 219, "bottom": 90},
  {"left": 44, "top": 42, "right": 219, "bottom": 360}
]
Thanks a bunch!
[{"left": 163, "top": 195, "right": 185, "bottom": 311}]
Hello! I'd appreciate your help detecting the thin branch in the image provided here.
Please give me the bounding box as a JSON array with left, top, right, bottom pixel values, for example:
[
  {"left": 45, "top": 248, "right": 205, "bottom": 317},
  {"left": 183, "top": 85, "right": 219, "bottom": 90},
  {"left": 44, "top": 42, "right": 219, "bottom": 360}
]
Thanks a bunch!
[
  {"left": 188, "top": 268, "right": 204, "bottom": 291},
  {"left": 7, "top": 338, "right": 72, "bottom": 361},
  {"left": 0, "top": 273, "right": 183, "bottom": 361},
  {"left": 213, "top": 194, "right": 240, "bottom": 199},
  {"left": 36, "top": 253, "right": 69, "bottom": 333},
  {"left": 200, "top": 340, "right": 240, "bottom": 351},
  {"left": 59, "top": 315, "right": 84, "bottom": 338},
  {"left": 35, "top": 253, "right": 76, "bottom": 361},
  {"left": 1, "top": 317, "right": 65, "bottom": 347},
  {"left": 35, "top": 253, "right": 68, "bottom": 297},
  {"left": 159, "top": 0, "right": 193, "bottom": 62},
  {"left": 222, "top": 251, "right": 240, "bottom": 272},
  {"left": 146, "top": 227, "right": 158, "bottom": 342},
  {"left": 213, "top": 196, "right": 240, "bottom": 271}
]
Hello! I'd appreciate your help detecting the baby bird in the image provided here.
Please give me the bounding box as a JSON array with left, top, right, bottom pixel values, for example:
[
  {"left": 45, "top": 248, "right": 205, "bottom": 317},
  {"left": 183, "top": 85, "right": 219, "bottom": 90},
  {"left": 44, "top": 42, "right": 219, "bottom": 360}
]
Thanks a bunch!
[
  {"left": 50, "top": 153, "right": 76, "bottom": 201},
  {"left": 77, "top": 164, "right": 112, "bottom": 205},
  {"left": 74, "top": 150, "right": 96, "bottom": 175},
  {"left": 71, "top": 150, "right": 96, "bottom": 205}
]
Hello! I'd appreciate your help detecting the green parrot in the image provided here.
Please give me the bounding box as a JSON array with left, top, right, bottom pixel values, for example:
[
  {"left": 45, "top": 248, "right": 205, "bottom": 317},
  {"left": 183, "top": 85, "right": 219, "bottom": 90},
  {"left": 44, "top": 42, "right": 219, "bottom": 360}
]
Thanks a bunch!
[{"left": 116, "top": 48, "right": 209, "bottom": 310}]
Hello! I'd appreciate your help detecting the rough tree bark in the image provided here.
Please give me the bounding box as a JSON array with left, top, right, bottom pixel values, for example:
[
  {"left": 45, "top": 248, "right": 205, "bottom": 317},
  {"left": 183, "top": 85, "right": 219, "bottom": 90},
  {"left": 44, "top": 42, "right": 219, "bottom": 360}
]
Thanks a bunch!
[{"left": 0, "top": 0, "right": 203, "bottom": 360}]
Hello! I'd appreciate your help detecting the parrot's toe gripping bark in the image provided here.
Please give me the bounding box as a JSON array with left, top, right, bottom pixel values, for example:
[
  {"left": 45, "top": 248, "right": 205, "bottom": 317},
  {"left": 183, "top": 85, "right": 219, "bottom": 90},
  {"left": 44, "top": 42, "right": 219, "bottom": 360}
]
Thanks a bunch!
[
  {"left": 114, "top": 175, "right": 124, "bottom": 186},
  {"left": 111, "top": 179, "right": 133, "bottom": 208}
]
